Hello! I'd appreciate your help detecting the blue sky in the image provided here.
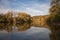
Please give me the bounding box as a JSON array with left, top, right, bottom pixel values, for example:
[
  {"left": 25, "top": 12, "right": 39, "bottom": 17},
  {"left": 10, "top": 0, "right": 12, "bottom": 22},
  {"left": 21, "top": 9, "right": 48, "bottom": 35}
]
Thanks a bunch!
[{"left": 0, "top": 0, "right": 51, "bottom": 16}]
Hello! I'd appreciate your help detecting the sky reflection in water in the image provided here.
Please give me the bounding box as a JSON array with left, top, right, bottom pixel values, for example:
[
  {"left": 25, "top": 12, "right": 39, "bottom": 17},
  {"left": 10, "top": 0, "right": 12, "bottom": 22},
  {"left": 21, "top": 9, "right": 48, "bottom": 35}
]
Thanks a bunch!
[{"left": 0, "top": 27, "right": 51, "bottom": 40}]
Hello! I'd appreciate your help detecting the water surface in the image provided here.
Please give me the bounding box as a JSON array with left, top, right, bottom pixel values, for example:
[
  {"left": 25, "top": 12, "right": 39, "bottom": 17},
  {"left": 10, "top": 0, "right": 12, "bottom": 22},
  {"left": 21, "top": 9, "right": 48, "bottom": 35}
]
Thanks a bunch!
[{"left": 0, "top": 26, "right": 51, "bottom": 40}]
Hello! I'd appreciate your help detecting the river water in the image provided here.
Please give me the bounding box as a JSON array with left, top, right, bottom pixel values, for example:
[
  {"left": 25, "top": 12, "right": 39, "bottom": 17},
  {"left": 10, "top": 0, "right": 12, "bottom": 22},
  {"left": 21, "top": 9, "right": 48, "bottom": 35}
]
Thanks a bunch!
[{"left": 0, "top": 26, "right": 51, "bottom": 40}]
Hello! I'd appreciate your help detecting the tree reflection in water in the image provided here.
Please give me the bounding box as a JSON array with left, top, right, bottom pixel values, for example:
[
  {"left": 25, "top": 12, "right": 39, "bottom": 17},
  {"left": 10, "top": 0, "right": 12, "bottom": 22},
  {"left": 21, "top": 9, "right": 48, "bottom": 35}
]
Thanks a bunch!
[
  {"left": 16, "top": 22, "right": 31, "bottom": 31},
  {"left": 0, "top": 23, "right": 12, "bottom": 32},
  {"left": 0, "top": 22, "right": 31, "bottom": 32}
]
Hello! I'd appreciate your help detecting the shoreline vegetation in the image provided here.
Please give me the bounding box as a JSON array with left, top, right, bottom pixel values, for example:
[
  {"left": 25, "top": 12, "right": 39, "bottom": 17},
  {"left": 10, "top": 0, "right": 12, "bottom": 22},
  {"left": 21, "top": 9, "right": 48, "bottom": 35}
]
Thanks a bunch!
[
  {"left": 0, "top": 12, "right": 31, "bottom": 32},
  {"left": 0, "top": 11, "right": 60, "bottom": 32}
]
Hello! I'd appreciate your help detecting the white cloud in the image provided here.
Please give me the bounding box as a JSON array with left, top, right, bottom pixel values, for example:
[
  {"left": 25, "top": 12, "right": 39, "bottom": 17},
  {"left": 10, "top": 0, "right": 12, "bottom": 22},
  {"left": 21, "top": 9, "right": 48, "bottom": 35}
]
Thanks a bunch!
[
  {"left": 0, "top": 0, "right": 50, "bottom": 16},
  {"left": 25, "top": 3, "right": 50, "bottom": 16},
  {"left": 0, "top": 8, "right": 8, "bottom": 13},
  {"left": 26, "top": 7, "right": 44, "bottom": 16}
]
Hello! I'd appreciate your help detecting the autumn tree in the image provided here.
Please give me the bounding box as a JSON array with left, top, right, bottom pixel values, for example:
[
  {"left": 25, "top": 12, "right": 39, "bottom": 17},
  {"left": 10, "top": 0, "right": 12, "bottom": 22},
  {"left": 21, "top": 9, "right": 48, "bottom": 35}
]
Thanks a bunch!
[
  {"left": 16, "top": 12, "right": 31, "bottom": 25},
  {"left": 46, "top": 0, "right": 60, "bottom": 40},
  {"left": 5, "top": 11, "right": 13, "bottom": 23}
]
